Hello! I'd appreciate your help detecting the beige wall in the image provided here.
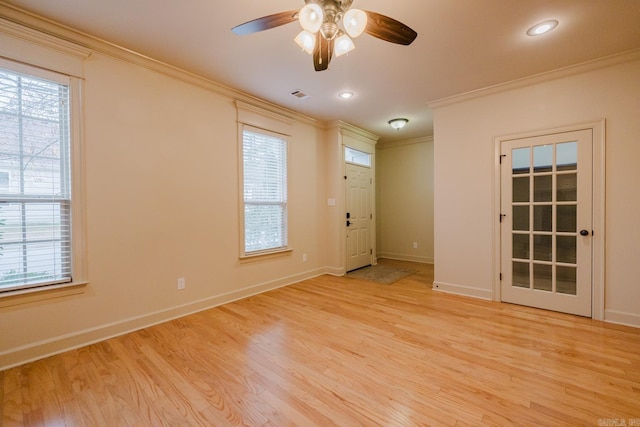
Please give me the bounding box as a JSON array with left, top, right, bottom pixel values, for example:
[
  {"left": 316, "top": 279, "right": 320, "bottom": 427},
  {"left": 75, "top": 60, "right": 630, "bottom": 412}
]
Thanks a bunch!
[
  {"left": 432, "top": 55, "right": 640, "bottom": 326},
  {"left": 0, "top": 31, "right": 342, "bottom": 367},
  {"left": 3, "top": 9, "right": 638, "bottom": 370},
  {"left": 376, "top": 138, "right": 434, "bottom": 263}
]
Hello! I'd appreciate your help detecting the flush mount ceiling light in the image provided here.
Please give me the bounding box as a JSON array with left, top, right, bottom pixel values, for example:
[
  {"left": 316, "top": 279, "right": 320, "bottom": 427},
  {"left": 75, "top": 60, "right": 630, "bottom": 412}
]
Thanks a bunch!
[
  {"left": 232, "top": 0, "right": 418, "bottom": 72},
  {"left": 527, "top": 20, "right": 559, "bottom": 36},
  {"left": 388, "top": 118, "right": 409, "bottom": 130},
  {"left": 338, "top": 90, "right": 354, "bottom": 100}
]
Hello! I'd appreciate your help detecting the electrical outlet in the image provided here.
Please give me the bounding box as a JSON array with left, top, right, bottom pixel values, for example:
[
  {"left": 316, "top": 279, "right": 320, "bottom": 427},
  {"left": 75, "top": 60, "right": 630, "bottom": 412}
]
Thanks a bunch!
[
  {"left": 302, "top": 253, "right": 308, "bottom": 262},
  {"left": 177, "top": 277, "right": 186, "bottom": 290},
  {"left": 413, "top": 242, "right": 418, "bottom": 249}
]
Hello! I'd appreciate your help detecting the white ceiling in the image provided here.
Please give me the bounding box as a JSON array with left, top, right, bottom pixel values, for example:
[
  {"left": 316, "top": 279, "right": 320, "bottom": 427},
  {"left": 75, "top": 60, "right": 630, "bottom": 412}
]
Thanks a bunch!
[{"left": 4, "top": 0, "right": 640, "bottom": 143}]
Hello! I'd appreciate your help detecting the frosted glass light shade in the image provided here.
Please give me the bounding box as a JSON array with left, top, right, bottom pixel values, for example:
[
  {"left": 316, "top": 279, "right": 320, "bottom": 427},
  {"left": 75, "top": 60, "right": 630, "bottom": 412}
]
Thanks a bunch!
[
  {"left": 299, "top": 4, "right": 323, "bottom": 33},
  {"left": 334, "top": 34, "right": 355, "bottom": 57},
  {"left": 388, "top": 118, "right": 409, "bottom": 130},
  {"left": 343, "top": 9, "right": 367, "bottom": 38},
  {"left": 295, "top": 31, "right": 316, "bottom": 54}
]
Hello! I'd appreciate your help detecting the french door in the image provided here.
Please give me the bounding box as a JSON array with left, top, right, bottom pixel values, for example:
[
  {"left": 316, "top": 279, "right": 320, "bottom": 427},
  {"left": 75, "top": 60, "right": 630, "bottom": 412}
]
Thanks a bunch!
[{"left": 500, "top": 129, "right": 593, "bottom": 316}]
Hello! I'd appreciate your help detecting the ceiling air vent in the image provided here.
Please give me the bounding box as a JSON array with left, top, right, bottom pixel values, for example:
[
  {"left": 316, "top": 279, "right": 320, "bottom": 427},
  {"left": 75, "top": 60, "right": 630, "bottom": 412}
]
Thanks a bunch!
[{"left": 291, "top": 90, "right": 310, "bottom": 100}]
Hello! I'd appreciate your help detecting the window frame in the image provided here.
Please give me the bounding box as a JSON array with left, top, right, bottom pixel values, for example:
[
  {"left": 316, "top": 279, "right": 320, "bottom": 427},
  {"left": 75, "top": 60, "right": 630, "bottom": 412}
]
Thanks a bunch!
[
  {"left": 0, "top": 58, "right": 87, "bottom": 298},
  {"left": 239, "top": 124, "right": 291, "bottom": 259}
]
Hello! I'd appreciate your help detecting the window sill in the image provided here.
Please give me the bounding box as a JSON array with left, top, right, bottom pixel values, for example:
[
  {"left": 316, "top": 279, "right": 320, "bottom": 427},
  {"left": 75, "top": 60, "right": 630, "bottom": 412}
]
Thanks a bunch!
[
  {"left": 0, "top": 280, "right": 89, "bottom": 308},
  {"left": 239, "top": 248, "right": 293, "bottom": 263}
]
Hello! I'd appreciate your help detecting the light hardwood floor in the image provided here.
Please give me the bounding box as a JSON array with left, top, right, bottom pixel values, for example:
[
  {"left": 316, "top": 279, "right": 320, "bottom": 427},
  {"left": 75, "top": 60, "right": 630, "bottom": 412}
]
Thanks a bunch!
[{"left": 2, "top": 259, "right": 639, "bottom": 426}]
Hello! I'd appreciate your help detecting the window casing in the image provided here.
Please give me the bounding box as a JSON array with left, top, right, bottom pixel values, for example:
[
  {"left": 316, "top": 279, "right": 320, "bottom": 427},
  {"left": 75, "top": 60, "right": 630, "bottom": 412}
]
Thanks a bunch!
[
  {"left": 241, "top": 126, "right": 289, "bottom": 256},
  {"left": 0, "top": 63, "right": 77, "bottom": 293}
]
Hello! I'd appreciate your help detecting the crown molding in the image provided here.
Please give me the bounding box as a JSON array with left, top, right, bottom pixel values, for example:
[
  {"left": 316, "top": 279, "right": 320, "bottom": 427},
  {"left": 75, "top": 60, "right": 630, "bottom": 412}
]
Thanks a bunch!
[
  {"left": 0, "top": 2, "right": 320, "bottom": 128},
  {"left": 427, "top": 48, "right": 640, "bottom": 109},
  {"left": 377, "top": 136, "right": 433, "bottom": 150},
  {"left": 328, "top": 120, "right": 380, "bottom": 143},
  {"left": 0, "top": 17, "right": 91, "bottom": 60}
]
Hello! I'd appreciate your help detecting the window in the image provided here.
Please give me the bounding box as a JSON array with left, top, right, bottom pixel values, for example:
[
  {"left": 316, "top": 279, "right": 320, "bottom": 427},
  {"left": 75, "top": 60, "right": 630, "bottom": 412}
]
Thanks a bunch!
[
  {"left": 0, "top": 171, "right": 9, "bottom": 188},
  {"left": 345, "top": 146, "right": 371, "bottom": 167},
  {"left": 0, "top": 65, "right": 74, "bottom": 292},
  {"left": 241, "top": 126, "right": 288, "bottom": 256}
]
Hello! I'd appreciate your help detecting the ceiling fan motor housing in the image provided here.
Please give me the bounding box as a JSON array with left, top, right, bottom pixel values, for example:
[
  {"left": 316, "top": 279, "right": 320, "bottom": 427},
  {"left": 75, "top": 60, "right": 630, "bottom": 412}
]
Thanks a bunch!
[
  {"left": 320, "top": 21, "right": 339, "bottom": 40},
  {"left": 309, "top": 0, "right": 353, "bottom": 41}
]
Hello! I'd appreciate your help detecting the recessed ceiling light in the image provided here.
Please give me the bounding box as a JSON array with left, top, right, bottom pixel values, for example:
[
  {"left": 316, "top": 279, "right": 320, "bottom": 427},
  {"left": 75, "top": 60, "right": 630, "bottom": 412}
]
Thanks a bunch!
[
  {"left": 338, "top": 91, "right": 355, "bottom": 100},
  {"left": 527, "top": 20, "right": 559, "bottom": 36}
]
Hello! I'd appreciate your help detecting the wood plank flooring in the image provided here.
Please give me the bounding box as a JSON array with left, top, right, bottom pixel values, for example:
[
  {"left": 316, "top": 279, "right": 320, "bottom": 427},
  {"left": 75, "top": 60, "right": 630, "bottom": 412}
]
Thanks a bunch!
[{"left": 2, "top": 259, "right": 640, "bottom": 426}]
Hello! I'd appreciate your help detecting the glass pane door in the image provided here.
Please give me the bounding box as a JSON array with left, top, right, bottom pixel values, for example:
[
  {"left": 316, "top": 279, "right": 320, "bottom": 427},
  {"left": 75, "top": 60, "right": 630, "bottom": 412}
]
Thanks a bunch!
[{"left": 501, "top": 130, "right": 592, "bottom": 317}]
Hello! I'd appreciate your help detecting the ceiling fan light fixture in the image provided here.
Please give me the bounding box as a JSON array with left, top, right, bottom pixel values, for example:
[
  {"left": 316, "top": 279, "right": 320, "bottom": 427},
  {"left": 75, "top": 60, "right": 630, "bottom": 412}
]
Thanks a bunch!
[
  {"left": 294, "top": 31, "right": 316, "bottom": 54},
  {"left": 334, "top": 34, "right": 355, "bottom": 57},
  {"left": 232, "top": 4, "right": 417, "bottom": 72},
  {"left": 388, "top": 118, "right": 409, "bottom": 130},
  {"left": 343, "top": 9, "right": 368, "bottom": 38},
  {"left": 320, "top": 21, "right": 339, "bottom": 40},
  {"left": 527, "top": 20, "right": 558, "bottom": 36},
  {"left": 299, "top": 3, "right": 323, "bottom": 33}
]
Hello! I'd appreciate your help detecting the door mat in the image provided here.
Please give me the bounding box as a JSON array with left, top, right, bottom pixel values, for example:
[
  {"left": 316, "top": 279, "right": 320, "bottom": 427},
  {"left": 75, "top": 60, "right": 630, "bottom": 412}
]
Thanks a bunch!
[{"left": 346, "top": 264, "right": 417, "bottom": 285}]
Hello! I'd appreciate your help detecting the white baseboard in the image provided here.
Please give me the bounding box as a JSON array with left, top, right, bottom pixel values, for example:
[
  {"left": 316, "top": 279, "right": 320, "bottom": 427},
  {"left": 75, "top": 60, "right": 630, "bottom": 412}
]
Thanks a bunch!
[
  {"left": 0, "top": 267, "right": 327, "bottom": 371},
  {"left": 432, "top": 281, "right": 494, "bottom": 301},
  {"left": 377, "top": 252, "right": 434, "bottom": 264},
  {"left": 6, "top": 270, "right": 637, "bottom": 370},
  {"left": 324, "top": 266, "right": 346, "bottom": 276},
  {"left": 604, "top": 309, "right": 640, "bottom": 328}
]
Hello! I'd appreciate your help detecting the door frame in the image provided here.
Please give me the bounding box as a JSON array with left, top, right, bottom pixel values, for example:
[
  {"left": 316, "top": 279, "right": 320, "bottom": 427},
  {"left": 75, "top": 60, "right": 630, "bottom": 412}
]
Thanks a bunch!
[
  {"left": 493, "top": 120, "right": 605, "bottom": 320},
  {"left": 342, "top": 142, "right": 377, "bottom": 270},
  {"left": 326, "top": 122, "right": 378, "bottom": 276}
]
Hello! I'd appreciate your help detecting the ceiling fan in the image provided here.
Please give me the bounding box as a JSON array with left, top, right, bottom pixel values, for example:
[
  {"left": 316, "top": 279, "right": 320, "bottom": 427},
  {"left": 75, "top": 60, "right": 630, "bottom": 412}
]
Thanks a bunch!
[{"left": 232, "top": 0, "right": 418, "bottom": 71}]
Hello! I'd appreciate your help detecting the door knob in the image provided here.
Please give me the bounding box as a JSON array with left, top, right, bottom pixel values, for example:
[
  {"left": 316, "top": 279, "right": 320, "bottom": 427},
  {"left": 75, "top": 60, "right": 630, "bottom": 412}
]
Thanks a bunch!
[
  {"left": 347, "top": 220, "right": 351, "bottom": 227},
  {"left": 580, "top": 229, "right": 590, "bottom": 236}
]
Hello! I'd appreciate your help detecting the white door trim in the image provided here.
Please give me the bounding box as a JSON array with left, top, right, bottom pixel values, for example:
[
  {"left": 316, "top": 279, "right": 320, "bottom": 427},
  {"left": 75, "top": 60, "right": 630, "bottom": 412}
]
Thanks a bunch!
[
  {"left": 493, "top": 120, "right": 605, "bottom": 320},
  {"left": 342, "top": 143, "right": 377, "bottom": 270}
]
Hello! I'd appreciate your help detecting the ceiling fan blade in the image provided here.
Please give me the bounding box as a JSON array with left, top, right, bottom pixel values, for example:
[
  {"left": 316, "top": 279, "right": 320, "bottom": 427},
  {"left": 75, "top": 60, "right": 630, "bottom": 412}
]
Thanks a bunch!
[
  {"left": 363, "top": 10, "right": 418, "bottom": 45},
  {"left": 232, "top": 10, "right": 299, "bottom": 35},
  {"left": 313, "top": 32, "right": 333, "bottom": 71}
]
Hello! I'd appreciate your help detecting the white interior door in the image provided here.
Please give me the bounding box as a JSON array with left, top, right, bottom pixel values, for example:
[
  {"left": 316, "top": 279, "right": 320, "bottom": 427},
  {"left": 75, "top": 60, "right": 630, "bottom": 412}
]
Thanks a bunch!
[
  {"left": 346, "top": 163, "right": 372, "bottom": 272},
  {"left": 501, "top": 129, "right": 593, "bottom": 317}
]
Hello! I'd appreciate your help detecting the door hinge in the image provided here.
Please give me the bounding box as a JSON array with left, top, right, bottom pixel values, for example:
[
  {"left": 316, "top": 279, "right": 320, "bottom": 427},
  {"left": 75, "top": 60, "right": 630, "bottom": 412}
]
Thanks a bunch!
[
  {"left": 499, "top": 273, "right": 502, "bottom": 281},
  {"left": 344, "top": 175, "right": 347, "bottom": 180},
  {"left": 370, "top": 213, "right": 372, "bottom": 219},
  {"left": 499, "top": 213, "right": 506, "bottom": 222},
  {"left": 499, "top": 154, "right": 507, "bottom": 164},
  {"left": 370, "top": 249, "right": 373, "bottom": 255}
]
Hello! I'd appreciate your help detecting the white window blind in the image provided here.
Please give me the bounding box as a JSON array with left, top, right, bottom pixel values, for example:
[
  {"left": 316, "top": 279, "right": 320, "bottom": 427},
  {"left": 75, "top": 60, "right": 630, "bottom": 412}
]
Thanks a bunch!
[
  {"left": 242, "top": 127, "right": 288, "bottom": 254},
  {"left": 0, "top": 67, "right": 72, "bottom": 292}
]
